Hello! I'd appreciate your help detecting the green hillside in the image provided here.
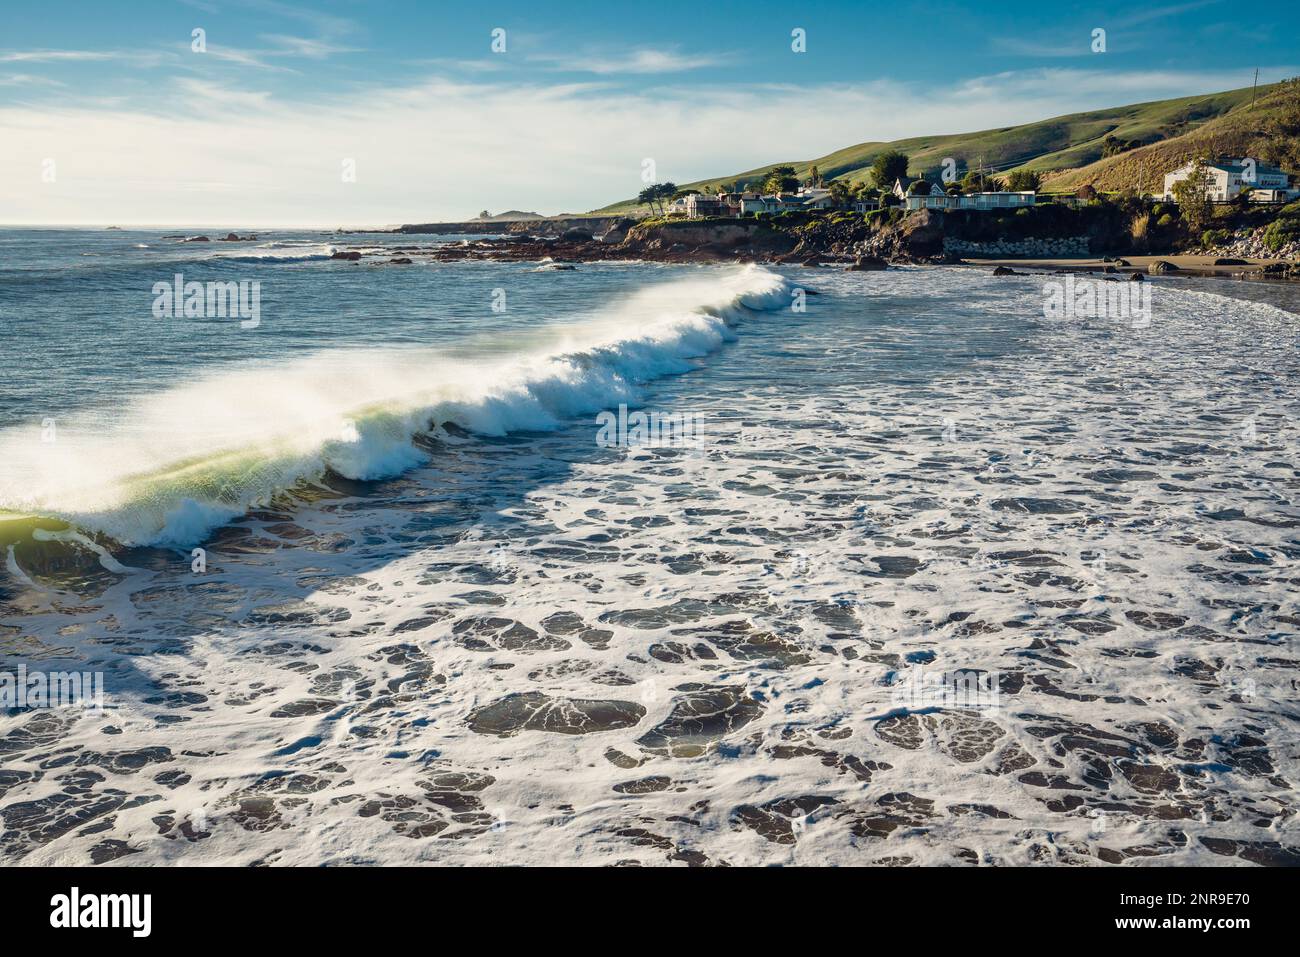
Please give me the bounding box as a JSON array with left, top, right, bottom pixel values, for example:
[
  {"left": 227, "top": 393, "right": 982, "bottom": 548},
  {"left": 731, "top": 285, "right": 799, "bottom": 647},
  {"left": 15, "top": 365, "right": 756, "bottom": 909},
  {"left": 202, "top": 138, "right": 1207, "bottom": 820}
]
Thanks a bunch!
[
  {"left": 591, "top": 80, "right": 1284, "bottom": 214},
  {"left": 1040, "top": 79, "right": 1300, "bottom": 193}
]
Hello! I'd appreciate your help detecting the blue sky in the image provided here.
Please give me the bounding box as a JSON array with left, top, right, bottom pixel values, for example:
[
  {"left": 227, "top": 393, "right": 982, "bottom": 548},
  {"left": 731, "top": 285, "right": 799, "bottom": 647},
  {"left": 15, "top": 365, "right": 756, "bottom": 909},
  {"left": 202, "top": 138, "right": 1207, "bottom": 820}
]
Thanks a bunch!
[{"left": 1, "top": 0, "right": 1294, "bottom": 225}]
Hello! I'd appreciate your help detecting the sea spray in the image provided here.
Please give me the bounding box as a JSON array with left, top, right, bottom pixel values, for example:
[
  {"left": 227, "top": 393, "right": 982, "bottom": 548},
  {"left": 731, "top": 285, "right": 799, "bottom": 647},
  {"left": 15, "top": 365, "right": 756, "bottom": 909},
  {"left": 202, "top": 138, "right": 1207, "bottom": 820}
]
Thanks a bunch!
[{"left": 0, "top": 266, "right": 791, "bottom": 547}]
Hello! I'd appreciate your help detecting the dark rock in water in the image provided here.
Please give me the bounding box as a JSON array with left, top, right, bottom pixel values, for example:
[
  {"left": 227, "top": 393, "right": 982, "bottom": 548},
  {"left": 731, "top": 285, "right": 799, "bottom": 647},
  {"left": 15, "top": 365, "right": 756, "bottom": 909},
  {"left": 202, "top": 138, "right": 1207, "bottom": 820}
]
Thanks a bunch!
[
  {"left": 635, "top": 685, "right": 764, "bottom": 758},
  {"left": 467, "top": 691, "right": 644, "bottom": 737},
  {"left": 1261, "top": 262, "right": 1286, "bottom": 274},
  {"left": 182, "top": 235, "right": 210, "bottom": 243},
  {"left": 992, "top": 265, "right": 1017, "bottom": 276},
  {"left": 1148, "top": 260, "right": 1179, "bottom": 274},
  {"left": 331, "top": 250, "right": 362, "bottom": 261},
  {"left": 1128, "top": 272, "right": 1144, "bottom": 282},
  {"left": 1113, "top": 258, "right": 1131, "bottom": 267},
  {"left": 221, "top": 233, "right": 241, "bottom": 241},
  {"left": 1213, "top": 257, "right": 1248, "bottom": 266},
  {"left": 847, "top": 256, "right": 887, "bottom": 271},
  {"left": 388, "top": 257, "right": 412, "bottom": 264},
  {"left": 1103, "top": 265, "right": 1118, "bottom": 273},
  {"left": 560, "top": 227, "right": 594, "bottom": 243}
]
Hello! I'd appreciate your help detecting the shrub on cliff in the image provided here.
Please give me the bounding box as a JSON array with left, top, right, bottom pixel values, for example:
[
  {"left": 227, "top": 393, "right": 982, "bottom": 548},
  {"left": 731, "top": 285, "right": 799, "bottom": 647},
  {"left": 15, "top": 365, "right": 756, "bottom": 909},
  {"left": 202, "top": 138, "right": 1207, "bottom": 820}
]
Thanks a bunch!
[{"left": 1261, "top": 200, "right": 1300, "bottom": 251}]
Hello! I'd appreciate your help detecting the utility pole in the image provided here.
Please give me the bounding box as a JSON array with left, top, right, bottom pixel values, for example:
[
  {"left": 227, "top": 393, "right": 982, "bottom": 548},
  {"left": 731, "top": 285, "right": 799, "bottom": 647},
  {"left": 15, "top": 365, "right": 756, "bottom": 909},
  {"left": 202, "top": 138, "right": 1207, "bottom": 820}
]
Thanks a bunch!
[{"left": 1250, "top": 68, "right": 1259, "bottom": 107}]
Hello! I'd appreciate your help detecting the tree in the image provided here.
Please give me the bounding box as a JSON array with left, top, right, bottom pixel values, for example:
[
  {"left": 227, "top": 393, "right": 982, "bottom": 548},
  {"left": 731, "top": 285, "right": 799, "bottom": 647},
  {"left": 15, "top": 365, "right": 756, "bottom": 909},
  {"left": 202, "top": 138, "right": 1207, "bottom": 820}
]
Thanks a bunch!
[
  {"left": 761, "top": 165, "right": 799, "bottom": 194},
  {"left": 870, "top": 150, "right": 909, "bottom": 189},
  {"left": 637, "top": 182, "right": 678, "bottom": 216},
  {"left": 960, "top": 168, "right": 997, "bottom": 194},
  {"left": 1004, "top": 169, "right": 1041, "bottom": 192},
  {"left": 828, "top": 180, "right": 851, "bottom": 206},
  {"left": 908, "top": 178, "right": 934, "bottom": 195},
  {"left": 1170, "top": 160, "right": 1213, "bottom": 231},
  {"left": 1102, "top": 134, "right": 1141, "bottom": 158},
  {"left": 806, "top": 165, "right": 825, "bottom": 188}
]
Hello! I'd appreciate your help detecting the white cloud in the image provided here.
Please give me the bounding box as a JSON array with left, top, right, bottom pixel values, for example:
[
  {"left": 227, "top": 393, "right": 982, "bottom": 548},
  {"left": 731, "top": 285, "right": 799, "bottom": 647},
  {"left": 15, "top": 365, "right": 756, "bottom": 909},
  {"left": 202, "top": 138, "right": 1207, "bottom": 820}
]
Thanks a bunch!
[
  {"left": 0, "top": 49, "right": 171, "bottom": 65},
  {"left": 0, "top": 73, "right": 65, "bottom": 87},
  {"left": 529, "top": 47, "right": 729, "bottom": 74},
  {"left": 0, "top": 67, "right": 1286, "bottom": 226},
  {"left": 260, "top": 34, "right": 362, "bottom": 58}
]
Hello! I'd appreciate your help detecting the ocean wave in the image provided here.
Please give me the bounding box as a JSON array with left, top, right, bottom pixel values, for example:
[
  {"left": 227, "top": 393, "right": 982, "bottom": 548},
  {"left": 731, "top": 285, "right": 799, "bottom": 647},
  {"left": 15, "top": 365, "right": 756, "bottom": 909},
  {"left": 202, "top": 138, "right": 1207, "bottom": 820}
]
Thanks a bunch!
[
  {"left": 210, "top": 243, "right": 339, "bottom": 263},
  {"left": 0, "top": 265, "right": 790, "bottom": 548}
]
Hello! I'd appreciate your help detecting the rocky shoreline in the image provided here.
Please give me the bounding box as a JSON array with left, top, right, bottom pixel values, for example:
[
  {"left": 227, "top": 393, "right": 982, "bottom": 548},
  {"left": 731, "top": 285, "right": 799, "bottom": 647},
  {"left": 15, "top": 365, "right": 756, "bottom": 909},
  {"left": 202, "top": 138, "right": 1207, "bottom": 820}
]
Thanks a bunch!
[{"left": 332, "top": 210, "right": 1300, "bottom": 282}]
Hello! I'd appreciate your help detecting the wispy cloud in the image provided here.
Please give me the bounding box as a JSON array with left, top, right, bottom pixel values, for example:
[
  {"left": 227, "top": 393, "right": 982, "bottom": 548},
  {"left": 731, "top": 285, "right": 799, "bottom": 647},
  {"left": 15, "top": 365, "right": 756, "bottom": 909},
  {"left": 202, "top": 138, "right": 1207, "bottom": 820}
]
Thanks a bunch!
[
  {"left": 0, "top": 49, "right": 171, "bottom": 65},
  {"left": 2, "top": 65, "right": 1282, "bottom": 226},
  {"left": 174, "top": 77, "right": 274, "bottom": 109},
  {"left": 991, "top": 2, "right": 1225, "bottom": 58},
  {"left": 1114, "top": 0, "right": 1222, "bottom": 28},
  {"left": 989, "top": 36, "right": 1096, "bottom": 58},
  {"left": 0, "top": 73, "right": 65, "bottom": 87},
  {"left": 260, "top": 34, "right": 362, "bottom": 58},
  {"left": 954, "top": 66, "right": 1290, "bottom": 103},
  {"left": 529, "top": 47, "right": 729, "bottom": 74}
]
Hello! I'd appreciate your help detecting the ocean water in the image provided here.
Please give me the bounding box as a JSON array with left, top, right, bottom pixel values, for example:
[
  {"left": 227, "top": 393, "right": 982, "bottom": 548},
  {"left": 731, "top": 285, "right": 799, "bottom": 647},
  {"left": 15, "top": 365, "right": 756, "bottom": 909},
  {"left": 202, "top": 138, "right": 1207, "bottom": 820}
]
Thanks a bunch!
[{"left": 1, "top": 228, "right": 1298, "bottom": 865}]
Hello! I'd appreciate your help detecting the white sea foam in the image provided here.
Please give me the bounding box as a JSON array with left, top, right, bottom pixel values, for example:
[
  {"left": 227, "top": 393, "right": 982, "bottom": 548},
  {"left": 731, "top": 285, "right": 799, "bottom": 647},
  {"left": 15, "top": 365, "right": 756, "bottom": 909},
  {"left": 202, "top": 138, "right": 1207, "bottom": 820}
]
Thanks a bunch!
[{"left": 2, "top": 264, "right": 1297, "bottom": 868}]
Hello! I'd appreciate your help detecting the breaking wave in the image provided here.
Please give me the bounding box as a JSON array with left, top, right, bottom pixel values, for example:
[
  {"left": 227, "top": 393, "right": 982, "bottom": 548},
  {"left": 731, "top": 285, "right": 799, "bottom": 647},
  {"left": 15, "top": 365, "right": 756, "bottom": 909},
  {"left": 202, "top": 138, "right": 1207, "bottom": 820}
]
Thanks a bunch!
[{"left": 0, "top": 265, "right": 790, "bottom": 548}]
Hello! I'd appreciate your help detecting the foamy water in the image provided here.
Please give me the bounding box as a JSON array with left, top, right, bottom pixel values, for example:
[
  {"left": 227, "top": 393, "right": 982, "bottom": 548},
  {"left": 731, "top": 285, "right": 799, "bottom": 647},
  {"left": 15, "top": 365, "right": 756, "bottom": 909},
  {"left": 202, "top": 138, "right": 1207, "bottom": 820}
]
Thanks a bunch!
[{"left": 1, "top": 233, "right": 1298, "bottom": 866}]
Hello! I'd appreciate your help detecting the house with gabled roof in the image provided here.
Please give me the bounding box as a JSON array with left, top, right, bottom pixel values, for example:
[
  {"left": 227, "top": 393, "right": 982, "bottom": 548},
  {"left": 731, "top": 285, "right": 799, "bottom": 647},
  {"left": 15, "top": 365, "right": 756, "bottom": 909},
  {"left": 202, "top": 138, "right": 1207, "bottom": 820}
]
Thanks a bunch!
[{"left": 1163, "top": 158, "right": 1297, "bottom": 202}]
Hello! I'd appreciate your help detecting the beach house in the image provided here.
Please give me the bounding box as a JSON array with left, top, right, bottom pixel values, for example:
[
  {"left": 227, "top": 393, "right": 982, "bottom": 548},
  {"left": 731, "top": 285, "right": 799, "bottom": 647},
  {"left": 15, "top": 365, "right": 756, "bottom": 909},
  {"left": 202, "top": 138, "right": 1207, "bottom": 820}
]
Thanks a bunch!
[
  {"left": 1162, "top": 158, "right": 1298, "bottom": 202},
  {"left": 903, "top": 190, "right": 1036, "bottom": 211}
]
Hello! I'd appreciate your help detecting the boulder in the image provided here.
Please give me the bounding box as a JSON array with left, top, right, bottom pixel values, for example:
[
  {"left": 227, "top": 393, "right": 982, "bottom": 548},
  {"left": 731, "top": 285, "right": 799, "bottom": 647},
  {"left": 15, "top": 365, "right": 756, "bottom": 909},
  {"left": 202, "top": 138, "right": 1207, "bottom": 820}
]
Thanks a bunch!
[
  {"left": 389, "top": 257, "right": 412, "bottom": 264},
  {"left": 182, "top": 235, "right": 210, "bottom": 243},
  {"left": 992, "top": 265, "right": 1017, "bottom": 276},
  {"left": 898, "top": 208, "right": 945, "bottom": 257},
  {"left": 1213, "top": 257, "right": 1248, "bottom": 266},
  {"left": 847, "top": 256, "right": 888, "bottom": 271},
  {"left": 560, "top": 227, "right": 594, "bottom": 243},
  {"left": 1128, "top": 271, "right": 1144, "bottom": 282},
  {"left": 1148, "top": 260, "right": 1179, "bottom": 274},
  {"left": 331, "top": 250, "right": 362, "bottom": 261}
]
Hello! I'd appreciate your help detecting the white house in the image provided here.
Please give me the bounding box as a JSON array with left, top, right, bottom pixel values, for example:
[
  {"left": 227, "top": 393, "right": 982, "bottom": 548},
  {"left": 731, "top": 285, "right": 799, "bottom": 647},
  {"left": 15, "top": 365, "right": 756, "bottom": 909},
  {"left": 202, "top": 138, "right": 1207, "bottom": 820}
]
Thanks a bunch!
[
  {"left": 1163, "top": 158, "right": 1297, "bottom": 202},
  {"left": 893, "top": 178, "right": 945, "bottom": 201},
  {"left": 683, "top": 193, "right": 729, "bottom": 218},
  {"left": 796, "top": 186, "right": 836, "bottom": 209},
  {"left": 904, "top": 191, "right": 1035, "bottom": 211}
]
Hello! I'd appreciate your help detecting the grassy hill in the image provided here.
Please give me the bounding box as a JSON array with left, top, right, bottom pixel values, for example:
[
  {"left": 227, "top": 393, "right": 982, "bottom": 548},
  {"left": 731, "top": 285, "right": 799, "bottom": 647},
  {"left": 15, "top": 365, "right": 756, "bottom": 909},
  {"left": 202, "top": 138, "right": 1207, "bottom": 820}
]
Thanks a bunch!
[
  {"left": 1038, "top": 80, "right": 1300, "bottom": 194},
  {"left": 591, "top": 80, "right": 1292, "bottom": 214}
]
